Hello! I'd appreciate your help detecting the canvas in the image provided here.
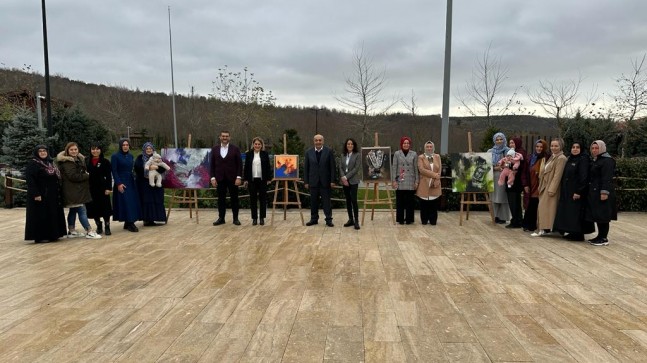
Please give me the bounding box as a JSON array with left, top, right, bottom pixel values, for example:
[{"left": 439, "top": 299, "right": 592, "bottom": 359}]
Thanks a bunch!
[
  {"left": 161, "top": 148, "right": 212, "bottom": 189},
  {"left": 450, "top": 152, "right": 494, "bottom": 193},
  {"left": 274, "top": 154, "right": 299, "bottom": 179},
  {"left": 361, "top": 147, "right": 391, "bottom": 182}
]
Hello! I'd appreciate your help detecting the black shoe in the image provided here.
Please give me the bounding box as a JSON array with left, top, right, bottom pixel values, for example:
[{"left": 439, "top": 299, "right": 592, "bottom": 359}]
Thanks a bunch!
[
  {"left": 343, "top": 220, "right": 354, "bottom": 227},
  {"left": 422, "top": 222, "right": 428, "bottom": 225},
  {"left": 405, "top": 221, "right": 413, "bottom": 225},
  {"left": 213, "top": 218, "right": 225, "bottom": 226},
  {"left": 564, "top": 233, "right": 584, "bottom": 241},
  {"left": 96, "top": 221, "right": 103, "bottom": 235},
  {"left": 496, "top": 219, "right": 506, "bottom": 225},
  {"left": 306, "top": 220, "right": 318, "bottom": 226},
  {"left": 233, "top": 220, "right": 241, "bottom": 226},
  {"left": 252, "top": 219, "right": 258, "bottom": 226},
  {"left": 505, "top": 224, "right": 522, "bottom": 229},
  {"left": 143, "top": 221, "right": 156, "bottom": 226},
  {"left": 260, "top": 218, "right": 265, "bottom": 225},
  {"left": 354, "top": 222, "right": 360, "bottom": 230},
  {"left": 326, "top": 221, "right": 334, "bottom": 227},
  {"left": 589, "top": 237, "right": 609, "bottom": 246},
  {"left": 104, "top": 224, "right": 111, "bottom": 236},
  {"left": 126, "top": 223, "right": 139, "bottom": 232}
]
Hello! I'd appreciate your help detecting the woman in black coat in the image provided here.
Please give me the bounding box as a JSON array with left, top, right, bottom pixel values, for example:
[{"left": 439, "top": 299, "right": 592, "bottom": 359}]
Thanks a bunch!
[
  {"left": 24, "top": 145, "right": 67, "bottom": 242},
  {"left": 553, "top": 142, "right": 595, "bottom": 241},
  {"left": 243, "top": 137, "right": 272, "bottom": 225},
  {"left": 586, "top": 140, "right": 616, "bottom": 246},
  {"left": 85, "top": 143, "right": 113, "bottom": 235}
]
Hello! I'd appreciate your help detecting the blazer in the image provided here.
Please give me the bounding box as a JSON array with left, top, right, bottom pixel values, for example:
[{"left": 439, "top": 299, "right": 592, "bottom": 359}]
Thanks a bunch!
[
  {"left": 243, "top": 150, "right": 272, "bottom": 182},
  {"left": 339, "top": 152, "right": 361, "bottom": 185},
  {"left": 416, "top": 153, "right": 442, "bottom": 198},
  {"left": 304, "top": 146, "right": 336, "bottom": 187},
  {"left": 210, "top": 143, "right": 242, "bottom": 183},
  {"left": 391, "top": 150, "right": 419, "bottom": 190}
]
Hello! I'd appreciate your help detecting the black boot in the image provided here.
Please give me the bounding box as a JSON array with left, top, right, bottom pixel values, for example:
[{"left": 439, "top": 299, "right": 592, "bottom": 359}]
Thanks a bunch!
[
  {"left": 104, "top": 223, "right": 111, "bottom": 236},
  {"left": 96, "top": 221, "right": 103, "bottom": 235}
]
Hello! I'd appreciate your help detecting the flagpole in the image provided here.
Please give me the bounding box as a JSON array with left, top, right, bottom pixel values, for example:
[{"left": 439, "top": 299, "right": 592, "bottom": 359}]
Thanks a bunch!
[{"left": 168, "top": 5, "right": 178, "bottom": 148}]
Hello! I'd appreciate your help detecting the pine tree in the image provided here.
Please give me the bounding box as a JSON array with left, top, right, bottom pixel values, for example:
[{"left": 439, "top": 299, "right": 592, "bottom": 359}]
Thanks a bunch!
[
  {"left": 0, "top": 110, "right": 57, "bottom": 173},
  {"left": 52, "top": 107, "right": 112, "bottom": 154}
]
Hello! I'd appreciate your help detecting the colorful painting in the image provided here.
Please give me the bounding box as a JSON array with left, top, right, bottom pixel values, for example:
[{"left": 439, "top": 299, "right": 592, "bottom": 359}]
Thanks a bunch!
[
  {"left": 161, "top": 148, "right": 212, "bottom": 189},
  {"left": 274, "top": 155, "right": 299, "bottom": 179},
  {"left": 361, "top": 147, "right": 391, "bottom": 182},
  {"left": 450, "top": 152, "right": 494, "bottom": 193}
]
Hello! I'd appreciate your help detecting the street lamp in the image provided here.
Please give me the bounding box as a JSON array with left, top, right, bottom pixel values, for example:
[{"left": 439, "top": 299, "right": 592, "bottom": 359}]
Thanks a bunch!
[
  {"left": 127, "top": 126, "right": 131, "bottom": 139},
  {"left": 310, "top": 107, "right": 323, "bottom": 134}
]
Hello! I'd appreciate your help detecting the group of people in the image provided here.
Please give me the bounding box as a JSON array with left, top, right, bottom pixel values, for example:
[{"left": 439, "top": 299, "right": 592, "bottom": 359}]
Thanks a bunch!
[
  {"left": 489, "top": 132, "right": 616, "bottom": 246},
  {"left": 25, "top": 139, "right": 168, "bottom": 242},
  {"left": 25, "top": 130, "right": 616, "bottom": 246}
]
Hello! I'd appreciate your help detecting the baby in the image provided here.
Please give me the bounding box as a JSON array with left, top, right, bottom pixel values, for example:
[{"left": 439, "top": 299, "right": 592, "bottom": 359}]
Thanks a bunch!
[
  {"left": 145, "top": 153, "right": 170, "bottom": 187},
  {"left": 498, "top": 148, "right": 523, "bottom": 188}
]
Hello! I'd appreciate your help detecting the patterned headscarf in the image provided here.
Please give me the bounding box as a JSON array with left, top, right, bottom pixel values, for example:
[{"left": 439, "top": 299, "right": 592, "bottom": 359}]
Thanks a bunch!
[
  {"left": 423, "top": 141, "right": 435, "bottom": 158},
  {"left": 142, "top": 142, "right": 155, "bottom": 177},
  {"left": 32, "top": 144, "right": 60, "bottom": 179},
  {"left": 491, "top": 132, "right": 509, "bottom": 165}
]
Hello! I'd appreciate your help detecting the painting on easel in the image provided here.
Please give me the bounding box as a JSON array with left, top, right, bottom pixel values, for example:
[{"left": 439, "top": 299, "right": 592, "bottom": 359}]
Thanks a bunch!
[
  {"left": 161, "top": 148, "right": 212, "bottom": 188},
  {"left": 450, "top": 153, "right": 494, "bottom": 193},
  {"left": 361, "top": 147, "right": 391, "bottom": 182},
  {"left": 274, "top": 155, "right": 299, "bottom": 179}
]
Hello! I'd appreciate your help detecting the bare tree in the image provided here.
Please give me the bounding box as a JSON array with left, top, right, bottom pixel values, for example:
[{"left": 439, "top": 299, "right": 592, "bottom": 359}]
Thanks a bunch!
[
  {"left": 400, "top": 89, "right": 418, "bottom": 116},
  {"left": 615, "top": 54, "right": 647, "bottom": 122},
  {"left": 456, "top": 45, "right": 519, "bottom": 127},
  {"left": 210, "top": 66, "right": 276, "bottom": 149},
  {"left": 336, "top": 45, "right": 397, "bottom": 145}
]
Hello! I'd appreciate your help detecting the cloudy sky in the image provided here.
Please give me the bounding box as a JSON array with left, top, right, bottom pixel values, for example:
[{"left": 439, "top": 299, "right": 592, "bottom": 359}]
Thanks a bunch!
[{"left": 1, "top": 0, "right": 646, "bottom": 116}]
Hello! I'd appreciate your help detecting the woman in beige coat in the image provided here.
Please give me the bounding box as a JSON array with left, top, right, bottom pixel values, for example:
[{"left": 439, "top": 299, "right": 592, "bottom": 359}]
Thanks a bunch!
[
  {"left": 532, "top": 138, "right": 567, "bottom": 236},
  {"left": 416, "top": 141, "right": 442, "bottom": 225}
]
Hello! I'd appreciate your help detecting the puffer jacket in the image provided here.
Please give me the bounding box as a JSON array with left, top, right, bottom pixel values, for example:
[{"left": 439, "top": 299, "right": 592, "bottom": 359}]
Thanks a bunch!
[{"left": 57, "top": 151, "right": 92, "bottom": 206}]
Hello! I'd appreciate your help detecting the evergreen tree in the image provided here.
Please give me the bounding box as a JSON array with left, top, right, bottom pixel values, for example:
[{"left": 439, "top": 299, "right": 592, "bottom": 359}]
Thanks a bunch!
[
  {"left": 0, "top": 110, "right": 57, "bottom": 173},
  {"left": 51, "top": 106, "right": 112, "bottom": 154},
  {"left": 273, "top": 128, "right": 306, "bottom": 155}
]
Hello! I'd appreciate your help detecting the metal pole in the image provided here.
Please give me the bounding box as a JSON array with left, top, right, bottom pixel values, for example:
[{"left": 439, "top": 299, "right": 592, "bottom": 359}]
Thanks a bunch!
[
  {"left": 41, "top": 0, "right": 53, "bottom": 136},
  {"left": 440, "top": 0, "right": 453, "bottom": 154},
  {"left": 310, "top": 107, "right": 323, "bottom": 134},
  {"left": 168, "top": 6, "right": 178, "bottom": 148},
  {"left": 36, "top": 92, "right": 43, "bottom": 129}
]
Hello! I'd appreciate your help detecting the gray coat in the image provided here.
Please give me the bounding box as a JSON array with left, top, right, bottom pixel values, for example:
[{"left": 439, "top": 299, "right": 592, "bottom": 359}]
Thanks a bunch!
[
  {"left": 339, "top": 152, "right": 361, "bottom": 185},
  {"left": 304, "top": 146, "right": 336, "bottom": 187},
  {"left": 391, "top": 150, "right": 419, "bottom": 190}
]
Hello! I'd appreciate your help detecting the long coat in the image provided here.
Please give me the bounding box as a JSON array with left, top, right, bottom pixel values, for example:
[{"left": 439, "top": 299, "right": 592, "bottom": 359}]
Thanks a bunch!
[
  {"left": 85, "top": 156, "right": 113, "bottom": 219},
  {"left": 391, "top": 150, "right": 419, "bottom": 190},
  {"left": 111, "top": 151, "right": 141, "bottom": 223},
  {"left": 339, "top": 152, "right": 361, "bottom": 185},
  {"left": 24, "top": 159, "right": 67, "bottom": 241},
  {"left": 57, "top": 152, "right": 92, "bottom": 206},
  {"left": 537, "top": 152, "right": 567, "bottom": 230},
  {"left": 134, "top": 154, "right": 167, "bottom": 222},
  {"left": 304, "top": 146, "right": 336, "bottom": 187},
  {"left": 586, "top": 156, "right": 617, "bottom": 223},
  {"left": 553, "top": 154, "right": 595, "bottom": 234},
  {"left": 416, "top": 153, "right": 442, "bottom": 199}
]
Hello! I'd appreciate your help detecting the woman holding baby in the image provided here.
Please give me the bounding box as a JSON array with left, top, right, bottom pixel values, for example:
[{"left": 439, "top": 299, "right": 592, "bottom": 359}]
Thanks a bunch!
[{"left": 134, "top": 142, "right": 167, "bottom": 226}]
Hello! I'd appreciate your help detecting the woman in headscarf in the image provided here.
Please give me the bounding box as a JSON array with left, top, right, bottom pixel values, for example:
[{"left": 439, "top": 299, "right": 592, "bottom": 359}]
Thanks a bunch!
[
  {"left": 416, "top": 141, "right": 442, "bottom": 225},
  {"left": 391, "top": 136, "right": 419, "bottom": 224},
  {"left": 134, "top": 141, "right": 167, "bottom": 226},
  {"left": 24, "top": 145, "right": 67, "bottom": 242},
  {"left": 111, "top": 138, "right": 141, "bottom": 232},
  {"left": 553, "top": 141, "right": 595, "bottom": 241},
  {"left": 532, "top": 138, "right": 567, "bottom": 237},
  {"left": 57, "top": 142, "right": 102, "bottom": 239},
  {"left": 505, "top": 136, "right": 527, "bottom": 228},
  {"left": 585, "top": 140, "right": 616, "bottom": 246},
  {"left": 487, "top": 132, "right": 511, "bottom": 224},
  {"left": 85, "top": 143, "right": 113, "bottom": 235},
  {"left": 522, "top": 139, "right": 549, "bottom": 232}
]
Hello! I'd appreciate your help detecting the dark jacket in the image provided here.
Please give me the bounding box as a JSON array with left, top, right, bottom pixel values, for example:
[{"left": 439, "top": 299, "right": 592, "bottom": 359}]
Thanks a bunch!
[
  {"left": 243, "top": 150, "right": 272, "bottom": 182},
  {"left": 85, "top": 156, "right": 113, "bottom": 218},
  {"left": 586, "top": 156, "right": 617, "bottom": 222},
  {"left": 304, "top": 146, "right": 336, "bottom": 187},
  {"left": 210, "top": 144, "right": 243, "bottom": 183},
  {"left": 25, "top": 157, "right": 67, "bottom": 241},
  {"left": 554, "top": 153, "right": 595, "bottom": 234},
  {"left": 57, "top": 151, "right": 92, "bottom": 206}
]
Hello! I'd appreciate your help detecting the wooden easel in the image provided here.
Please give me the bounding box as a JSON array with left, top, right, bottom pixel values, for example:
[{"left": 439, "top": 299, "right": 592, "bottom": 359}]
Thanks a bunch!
[
  {"left": 166, "top": 134, "right": 200, "bottom": 224},
  {"left": 362, "top": 133, "right": 396, "bottom": 225},
  {"left": 459, "top": 132, "right": 494, "bottom": 226},
  {"left": 271, "top": 134, "right": 305, "bottom": 225}
]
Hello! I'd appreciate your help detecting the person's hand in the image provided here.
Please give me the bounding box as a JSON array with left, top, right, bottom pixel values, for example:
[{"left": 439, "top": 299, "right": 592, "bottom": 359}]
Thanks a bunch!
[
  {"left": 234, "top": 178, "right": 242, "bottom": 186},
  {"left": 243, "top": 181, "right": 248, "bottom": 188},
  {"left": 573, "top": 193, "right": 580, "bottom": 200},
  {"left": 548, "top": 191, "right": 555, "bottom": 197},
  {"left": 118, "top": 184, "right": 126, "bottom": 193},
  {"left": 601, "top": 193, "right": 608, "bottom": 201},
  {"left": 392, "top": 181, "right": 398, "bottom": 189},
  {"left": 104, "top": 189, "right": 111, "bottom": 195},
  {"left": 414, "top": 182, "right": 419, "bottom": 189},
  {"left": 330, "top": 183, "right": 335, "bottom": 188},
  {"left": 34, "top": 196, "right": 42, "bottom": 202}
]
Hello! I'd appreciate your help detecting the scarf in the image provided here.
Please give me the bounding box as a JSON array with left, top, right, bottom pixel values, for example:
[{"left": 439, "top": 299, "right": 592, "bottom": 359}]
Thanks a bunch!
[
  {"left": 491, "top": 132, "right": 509, "bottom": 165},
  {"left": 141, "top": 141, "right": 155, "bottom": 178}
]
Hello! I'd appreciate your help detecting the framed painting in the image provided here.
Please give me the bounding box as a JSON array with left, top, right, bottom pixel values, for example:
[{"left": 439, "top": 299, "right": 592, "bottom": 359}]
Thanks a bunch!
[
  {"left": 274, "top": 154, "right": 299, "bottom": 179},
  {"left": 361, "top": 146, "right": 391, "bottom": 182},
  {"left": 161, "top": 148, "right": 212, "bottom": 189},
  {"left": 450, "top": 152, "right": 494, "bottom": 193}
]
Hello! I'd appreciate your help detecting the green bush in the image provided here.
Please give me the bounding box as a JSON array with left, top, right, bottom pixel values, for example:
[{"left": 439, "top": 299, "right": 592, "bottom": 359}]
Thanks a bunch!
[{"left": 615, "top": 157, "right": 647, "bottom": 212}]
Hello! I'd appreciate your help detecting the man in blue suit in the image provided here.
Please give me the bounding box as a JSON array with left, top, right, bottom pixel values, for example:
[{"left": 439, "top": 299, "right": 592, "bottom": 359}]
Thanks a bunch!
[{"left": 304, "top": 134, "right": 336, "bottom": 227}]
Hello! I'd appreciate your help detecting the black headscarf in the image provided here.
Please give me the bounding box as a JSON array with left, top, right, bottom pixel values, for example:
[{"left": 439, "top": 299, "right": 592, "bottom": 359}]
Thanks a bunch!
[{"left": 118, "top": 138, "right": 131, "bottom": 155}]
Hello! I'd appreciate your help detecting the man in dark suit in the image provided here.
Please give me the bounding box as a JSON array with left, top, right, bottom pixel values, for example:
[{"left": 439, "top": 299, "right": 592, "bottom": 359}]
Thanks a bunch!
[
  {"left": 210, "top": 131, "right": 242, "bottom": 225},
  {"left": 304, "top": 134, "right": 336, "bottom": 227}
]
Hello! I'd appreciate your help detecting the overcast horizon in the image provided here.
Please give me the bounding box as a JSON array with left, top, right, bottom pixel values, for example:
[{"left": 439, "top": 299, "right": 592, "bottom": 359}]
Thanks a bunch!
[{"left": 1, "top": 0, "right": 646, "bottom": 118}]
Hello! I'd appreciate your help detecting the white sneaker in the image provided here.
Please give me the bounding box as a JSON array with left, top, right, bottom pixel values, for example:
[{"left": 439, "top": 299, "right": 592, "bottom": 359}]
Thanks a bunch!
[
  {"left": 68, "top": 231, "right": 85, "bottom": 238},
  {"left": 530, "top": 230, "right": 545, "bottom": 237},
  {"left": 86, "top": 231, "right": 102, "bottom": 239}
]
